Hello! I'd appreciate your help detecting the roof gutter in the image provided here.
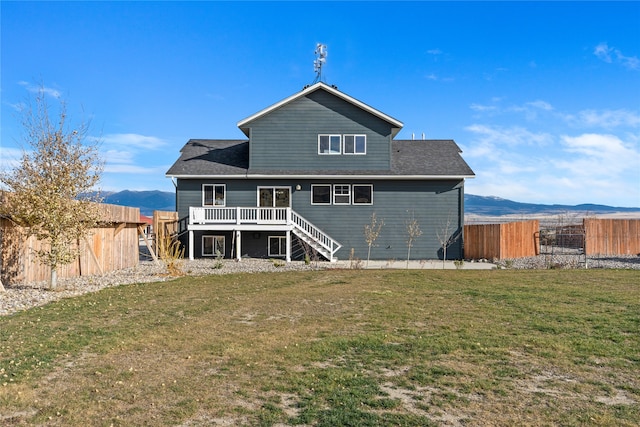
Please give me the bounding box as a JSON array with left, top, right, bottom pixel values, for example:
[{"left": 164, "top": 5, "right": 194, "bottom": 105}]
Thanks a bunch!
[{"left": 166, "top": 173, "right": 475, "bottom": 180}]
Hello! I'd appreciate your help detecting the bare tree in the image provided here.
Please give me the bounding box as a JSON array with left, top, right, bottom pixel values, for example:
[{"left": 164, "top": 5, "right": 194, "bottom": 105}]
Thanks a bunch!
[
  {"left": 363, "top": 212, "right": 384, "bottom": 267},
  {"left": 436, "top": 211, "right": 461, "bottom": 269},
  {"left": 0, "top": 88, "right": 103, "bottom": 289},
  {"left": 404, "top": 210, "right": 422, "bottom": 269}
]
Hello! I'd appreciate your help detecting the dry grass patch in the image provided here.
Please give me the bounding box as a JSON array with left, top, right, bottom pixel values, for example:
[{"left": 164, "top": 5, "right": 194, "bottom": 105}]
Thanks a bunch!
[{"left": 1, "top": 269, "right": 639, "bottom": 426}]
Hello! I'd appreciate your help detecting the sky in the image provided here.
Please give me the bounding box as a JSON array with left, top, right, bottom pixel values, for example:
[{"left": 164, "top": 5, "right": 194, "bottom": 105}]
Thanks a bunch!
[{"left": 1, "top": 1, "right": 639, "bottom": 208}]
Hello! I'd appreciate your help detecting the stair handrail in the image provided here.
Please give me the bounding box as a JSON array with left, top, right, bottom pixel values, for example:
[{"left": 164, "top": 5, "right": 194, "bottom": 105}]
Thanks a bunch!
[{"left": 290, "top": 210, "right": 342, "bottom": 258}]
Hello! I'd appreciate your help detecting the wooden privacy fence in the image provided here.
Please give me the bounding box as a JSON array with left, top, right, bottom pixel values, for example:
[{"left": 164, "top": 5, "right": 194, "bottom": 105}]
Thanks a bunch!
[
  {"left": 584, "top": 218, "right": 640, "bottom": 256},
  {"left": 153, "top": 210, "right": 179, "bottom": 254},
  {"left": 1, "top": 203, "right": 147, "bottom": 286},
  {"left": 464, "top": 218, "right": 639, "bottom": 260},
  {"left": 464, "top": 220, "right": 539, "bottom": 260}
]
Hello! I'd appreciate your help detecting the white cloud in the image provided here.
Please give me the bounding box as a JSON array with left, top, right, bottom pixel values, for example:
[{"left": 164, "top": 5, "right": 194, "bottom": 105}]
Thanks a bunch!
[
  {"left": 558, "top": 133, "right": 640, "bottom": 177},
  {"left": 565, "top": 109, "right": 640, "bottom": 129},
  {"left": 426, "top": 48, "right": 442, "bottom": 56},
  {"left": 104, "top": 163, "right": 166, "bottom": 174},
  {"left": 18, "top": 81, "right": 62, "bottom": 98},
  {"left": 469, "top": 103, "right": 497, "bottom": 112},
  {"left": 0, "top": 146, "right": 24, "bottom": 171},
  {"left": 98, "top": 133, "right": 168, "bottom": 149},
  {"left": 594, "top": 42, "right": 613, "bottom": 63},
  {"left": 465, "top": 124, "right": 553, "bottom": 149},
  {"left": 104, "top": 149, "right": 137, "bottom": 165},
  {"left": 525, "top": 100, "right": 553, "bottom": 111},
  {"left": 616, "top": 51, "right": 640, "bottom": 70},
  {"left": 594, "top": 42, "right": 640, "bottom": 70},
  {"left": 469, "top": 99, "right": 554, "bottom": 121}
]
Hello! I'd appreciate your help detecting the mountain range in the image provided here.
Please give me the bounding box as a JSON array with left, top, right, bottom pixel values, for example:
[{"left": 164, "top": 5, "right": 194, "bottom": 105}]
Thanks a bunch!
[{"left": 102, "top": 190, "right": 640, "bottom": 217}]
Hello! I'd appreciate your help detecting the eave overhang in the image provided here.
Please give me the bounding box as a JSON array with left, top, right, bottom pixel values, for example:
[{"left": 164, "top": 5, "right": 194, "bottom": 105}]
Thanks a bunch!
[{"left": 166, "top": 173, "right": 475, "bottom": 180}]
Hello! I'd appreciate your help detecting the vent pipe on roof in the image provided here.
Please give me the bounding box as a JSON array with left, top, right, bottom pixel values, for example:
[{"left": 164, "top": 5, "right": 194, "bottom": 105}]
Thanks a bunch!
[
  {"left": 412, "top": 133, "right": 415, "bottom": 140},
  {"left": 422, "top": 133, "right": 425, "bottom": 140}
]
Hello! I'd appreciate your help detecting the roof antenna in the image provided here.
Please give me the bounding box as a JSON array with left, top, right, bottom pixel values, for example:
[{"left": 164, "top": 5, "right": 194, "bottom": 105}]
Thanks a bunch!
[{"left": 313, "top": 43, "right": 327, "bottom": 84}]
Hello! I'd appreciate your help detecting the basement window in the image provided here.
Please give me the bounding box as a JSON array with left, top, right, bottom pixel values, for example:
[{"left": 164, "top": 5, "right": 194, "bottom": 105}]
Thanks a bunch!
[
  {"left": 202, "top": 235, "right": 225, "bottom": 257},
  {"left": 268, "top": 236, "right": 287, "bottom": 257}
]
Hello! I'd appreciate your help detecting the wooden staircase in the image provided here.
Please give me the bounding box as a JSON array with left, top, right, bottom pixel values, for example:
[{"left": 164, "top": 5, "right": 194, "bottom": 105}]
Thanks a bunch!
[{"left": 290, "top": 211, "right": 342, "bottom": 262}]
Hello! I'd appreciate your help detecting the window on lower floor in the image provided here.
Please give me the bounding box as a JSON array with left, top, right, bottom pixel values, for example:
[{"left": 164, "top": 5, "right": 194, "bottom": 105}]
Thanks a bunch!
[
  {"left": 259, "top": 187, "right": 291, "bottom": 207},
  {"left": 311, "top": 184, "right": 331, "bottom": 205},
  {"left": 353, "top": 184, "right": 373, "bottom": 204},
  {"left": 333, "top": 184, "right": 351, "bottom": 205},
  {"left": 311, "top": 184, "right": 374, "bottom": 205},
  {"left": 203, "top": 184, "right": 225, "bottom": 206},
  {"left": 202, "top": 235, "right": 225, "bottom": 257},
  {"left": 268, "top": 236, "right": 287, "bottom": 257}
]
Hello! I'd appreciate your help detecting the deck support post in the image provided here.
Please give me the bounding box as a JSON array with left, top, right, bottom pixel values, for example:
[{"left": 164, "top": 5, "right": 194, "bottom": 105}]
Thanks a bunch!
[
  {"left": 236, "top": 230, "right": 242, "bottom": 261},
  {"left": 286, "top": 230, "right": 291, "bottom": 262},
  {"left": 188, "top": 229, "right": 194, "bottom": 260}
]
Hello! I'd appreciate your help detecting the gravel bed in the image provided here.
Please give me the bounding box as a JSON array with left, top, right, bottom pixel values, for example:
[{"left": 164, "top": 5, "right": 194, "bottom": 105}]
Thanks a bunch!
[
  {"left": 494, "top": 254, "right": 640, "bottom": 270},
  {"left": 0, "top": 259, "right": 317, "bottom": 317},
  {"left": 2, "top": 255, "right": 638, "bottom": 317}
]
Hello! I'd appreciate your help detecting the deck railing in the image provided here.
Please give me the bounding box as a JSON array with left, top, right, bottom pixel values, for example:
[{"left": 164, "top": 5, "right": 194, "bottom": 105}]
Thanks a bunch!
[
  {"left": 189, "top": 206, "right": 342, "bottom": 261},
  {"left": 190, "top": 207, "right": 289, "bottom": 225}
]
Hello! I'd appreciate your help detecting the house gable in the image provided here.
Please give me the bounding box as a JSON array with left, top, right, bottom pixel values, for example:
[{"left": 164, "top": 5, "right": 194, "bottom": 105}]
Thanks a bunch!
[{"left": 238, "top": 83, "right": 403, "bottom": 172}]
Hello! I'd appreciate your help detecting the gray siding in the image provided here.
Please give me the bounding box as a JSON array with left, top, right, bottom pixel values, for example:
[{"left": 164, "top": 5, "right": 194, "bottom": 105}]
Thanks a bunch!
[
  {"left": 177, "top": 178, "right": 465, "bottom": 261},
  {"left": 247, "top": 92, "right": 393, "bottom": 170},
  {"left": 292, "top": 179, "right": 464, "bottom": 261}
]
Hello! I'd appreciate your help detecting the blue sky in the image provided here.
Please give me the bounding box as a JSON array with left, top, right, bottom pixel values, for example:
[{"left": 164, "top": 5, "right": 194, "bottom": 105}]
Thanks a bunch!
[{"left": 2, "top": 1, "right": 639, "bottom": 207}]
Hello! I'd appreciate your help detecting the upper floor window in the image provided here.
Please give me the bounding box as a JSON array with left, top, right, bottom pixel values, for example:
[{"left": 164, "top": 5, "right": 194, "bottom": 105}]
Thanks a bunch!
[
  {"left": 318, "top": 134, "right": 341, "bottom": 154},
  {"left": 344, "top": 135, "right": 366, "bottom": 154},
  {"left": 203, "top": 184, "right": 225, "bottom": 206}
]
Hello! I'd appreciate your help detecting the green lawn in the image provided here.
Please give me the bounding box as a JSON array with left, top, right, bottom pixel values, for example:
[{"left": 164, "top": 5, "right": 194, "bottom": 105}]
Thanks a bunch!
[{"left": 1, "top": 269, "right": 639, "bottom": 426}]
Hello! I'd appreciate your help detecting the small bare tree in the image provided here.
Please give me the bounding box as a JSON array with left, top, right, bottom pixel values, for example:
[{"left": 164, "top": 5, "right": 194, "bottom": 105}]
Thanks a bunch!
[
  {"left": 0, "top": 88, "right": 103, "bottom": 289},
  {"left": 405, "top": 210, "right": 423, "bottom": 269},
  {"left": 363, "top": 212, "right": 384, "bottom": 267},
  {"left": 436, "top": 212, "right": 461, "bottom": 269}
]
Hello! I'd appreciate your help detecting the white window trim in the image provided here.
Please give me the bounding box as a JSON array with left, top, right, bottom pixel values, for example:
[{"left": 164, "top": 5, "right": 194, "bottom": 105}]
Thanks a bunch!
[
  {"left": 352, "top": 184, "right": 374, "bottom": 205},
  {"left": 311, "top": 184, "right": 332, "bottom": 205},
  {"left": 257, "top": 186, "right": 292, "bottom": 207},
  {"left": 202, "top": 235, "right": 225, "bottom": 257},
  {"left": 333, "top": 184, "right": 351, "bottom": 205},
  {"left": 318, "top": 134, "right": 342, "bottom": 155},
  {"left": 343, "top": 134, "right": 366, "bottom": 155},
  {"left": 268, "top": 236, "right": 287, "bottom": 257},
  {"left": 202, "top": 184, "right": 226, "bottom": 207}
]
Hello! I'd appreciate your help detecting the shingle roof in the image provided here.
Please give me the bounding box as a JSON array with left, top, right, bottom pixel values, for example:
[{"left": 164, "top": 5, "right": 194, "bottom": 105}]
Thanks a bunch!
[{"left": 166, "top": 139, "right": 474, "bottom": 178}]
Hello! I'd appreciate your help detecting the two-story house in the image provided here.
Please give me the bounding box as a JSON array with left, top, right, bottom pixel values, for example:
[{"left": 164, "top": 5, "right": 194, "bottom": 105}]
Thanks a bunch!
[{"left": 166, "top": 82, "right": 474, "bottom": 262}]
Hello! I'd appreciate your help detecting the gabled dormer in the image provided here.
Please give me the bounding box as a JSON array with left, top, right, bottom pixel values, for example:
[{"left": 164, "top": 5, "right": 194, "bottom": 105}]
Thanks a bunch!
[{"left": 237, "top": 82, "right": 403, "bottom": 171}]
